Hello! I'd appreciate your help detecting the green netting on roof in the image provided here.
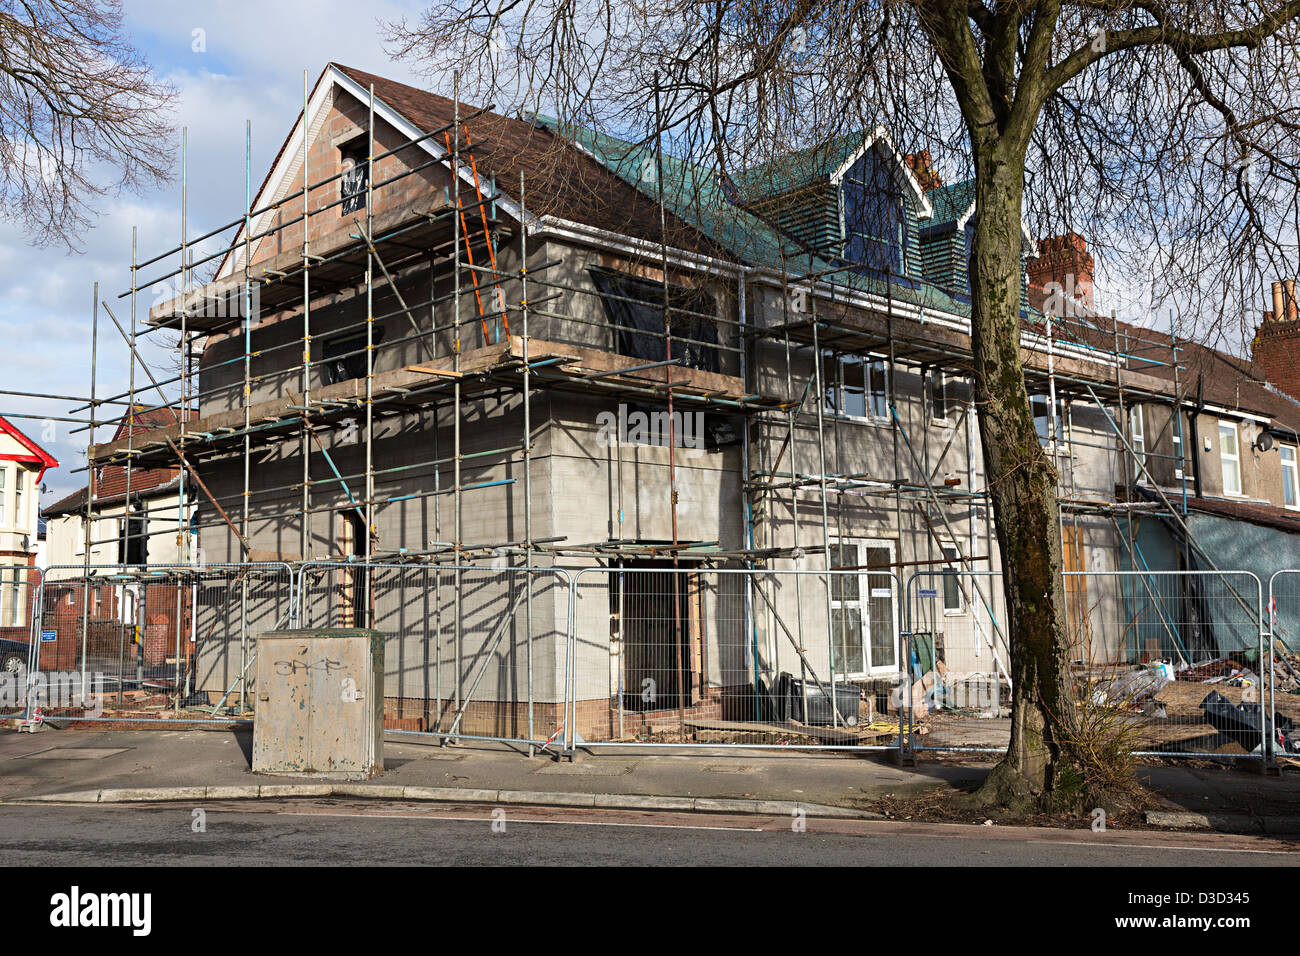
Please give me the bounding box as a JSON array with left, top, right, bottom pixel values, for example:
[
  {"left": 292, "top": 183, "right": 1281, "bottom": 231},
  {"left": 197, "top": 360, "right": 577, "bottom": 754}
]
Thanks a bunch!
[{"left": 543, "top": 117, "right": 974, "bottom": 318}]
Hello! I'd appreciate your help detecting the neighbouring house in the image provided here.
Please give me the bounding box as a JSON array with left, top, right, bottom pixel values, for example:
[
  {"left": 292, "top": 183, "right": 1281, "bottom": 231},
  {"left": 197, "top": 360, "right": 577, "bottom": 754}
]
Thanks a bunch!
[
  {"left": 0, "top": 416, "right": 57, "bottom": 655},
  {"left": 39, "top": 406, "right": 196, "bottom": 674},
  {"left": 81, "top": 63, "right": 1300, "bottom": 739}
]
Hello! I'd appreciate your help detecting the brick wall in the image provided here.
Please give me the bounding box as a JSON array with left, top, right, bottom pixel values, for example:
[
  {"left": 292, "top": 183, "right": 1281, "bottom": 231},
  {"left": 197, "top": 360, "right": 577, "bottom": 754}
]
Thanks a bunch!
[
  {"left": 1252, "top": 316, "right": 1300, "bottom": 403},
  {"left": 1027, "top": 232, "right": 1094, "bottom": 315}
]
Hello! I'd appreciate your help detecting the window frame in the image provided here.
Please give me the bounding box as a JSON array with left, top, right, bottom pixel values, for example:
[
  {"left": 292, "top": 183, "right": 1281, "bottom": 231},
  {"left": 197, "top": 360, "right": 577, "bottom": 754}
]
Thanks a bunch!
[
  {"left": 940, "top": 543, "right": 965, "bottom": 616},
  {"left": 1172, "top": 412, "right": 1185, "bottom": 481},
  {"left": 821, "top": 352, "right": 890, "bottom": 425},
  {"left": 1219, "top": 420, "right": 1243, "bottom": 497},
  {"left": 929, "top": 369, "right": 951, "bottom": 425},
  {"left": 1282, "top": 443, "right": 1299, "bottom": 509},
  {"left": 1130, "top": 404, "right": 1146, "bottom": 481},
  {"left": 339, "top": 137, "right": 369, "bottom": 215},
  {"left": 829, "top": 538, "right": 900, "bottom": 678},
  {"left": 1031, "top": 394, "right": 1069, "bottom": 451}
]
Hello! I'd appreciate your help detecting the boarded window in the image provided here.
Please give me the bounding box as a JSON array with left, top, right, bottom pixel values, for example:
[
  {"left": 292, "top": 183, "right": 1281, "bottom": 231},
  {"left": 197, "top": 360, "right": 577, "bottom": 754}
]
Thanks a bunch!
[
  {"left": 322, "top": 327, "right": 385, "bottom": 385},
  {"left": 588, "top": 267, "right": 720, "bottom": 373},
  {"left": 118, "top": 514, "right": 147, "bottom": 566}
]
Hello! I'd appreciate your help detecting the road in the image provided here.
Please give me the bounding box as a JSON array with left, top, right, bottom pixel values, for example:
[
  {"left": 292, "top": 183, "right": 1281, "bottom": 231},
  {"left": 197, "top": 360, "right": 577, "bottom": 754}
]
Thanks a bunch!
[{"left": 0, "top": 799, "right": 1295, "bottom": 866}]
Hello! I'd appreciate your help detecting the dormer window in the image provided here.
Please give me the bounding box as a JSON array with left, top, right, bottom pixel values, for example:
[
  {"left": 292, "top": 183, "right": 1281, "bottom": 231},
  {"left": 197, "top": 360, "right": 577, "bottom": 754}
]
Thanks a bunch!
[
  {"left": 841, "top": 148, "right": 903, "bottom": 276},
  {"left": 340, "top": 138, "right": 368, "bottom": 215}
]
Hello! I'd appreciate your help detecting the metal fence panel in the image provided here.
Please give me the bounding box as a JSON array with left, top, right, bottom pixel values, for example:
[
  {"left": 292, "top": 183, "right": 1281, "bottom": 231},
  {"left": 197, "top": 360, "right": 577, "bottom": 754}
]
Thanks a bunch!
[
  {"left": 0, "top": 565, "right": 42, "bottom": 718},
  {"left": 568, "top": 567, "right": 904, "bottom": 750},
  {"left": 297, "top": 562, "right": 571, "bottom": 748},
  {"left": 1267, "top": 570, "right": 1300, "bottom": 761},
  {"left": 904, "top": 568, "right": 1267, "bottom": 759},
  {"left": 34, "top": 563, "right": 295, "bottom": 724}
]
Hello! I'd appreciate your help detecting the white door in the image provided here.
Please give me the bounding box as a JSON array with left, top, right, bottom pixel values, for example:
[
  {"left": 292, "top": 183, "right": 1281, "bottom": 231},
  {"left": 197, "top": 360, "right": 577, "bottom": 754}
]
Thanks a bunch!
[{"left": 830, "top": 539, "right": 899, "bottom": 677}]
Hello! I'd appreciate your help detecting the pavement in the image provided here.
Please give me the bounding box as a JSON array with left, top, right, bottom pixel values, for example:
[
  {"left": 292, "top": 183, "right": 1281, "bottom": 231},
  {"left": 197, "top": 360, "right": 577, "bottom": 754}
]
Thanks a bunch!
[{"left": 3, "top": 725, "right": 1300, "bottom": 832}]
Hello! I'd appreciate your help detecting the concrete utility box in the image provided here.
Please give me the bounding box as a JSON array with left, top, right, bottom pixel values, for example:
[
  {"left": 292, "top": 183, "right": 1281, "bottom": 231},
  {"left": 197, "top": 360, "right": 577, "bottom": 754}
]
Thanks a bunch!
[{"left": 252, "top": 628, "right": 384, "bottom": 779}]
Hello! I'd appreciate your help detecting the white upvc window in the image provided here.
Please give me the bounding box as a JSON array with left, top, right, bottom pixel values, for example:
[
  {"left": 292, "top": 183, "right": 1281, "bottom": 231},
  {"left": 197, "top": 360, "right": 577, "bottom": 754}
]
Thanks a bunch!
[
  {"left": 2, "top": 563, "right": 23, "bottom": 628},
  {"left": 822, "top": 352, "right": 890, "bottom": 423},
  {"left": 13, "top": 469, "right": 23, "bottom": 531},
  {"left": 1219, "top": 421, "right": 1242, "bottom": 496},
  {"left": 941, "top": 544, "right": 964, "bottom": 615},
  {"left": 1282, "top": 444, "right": 1299, "bottom": 509},
  {"left": 829, "top": 538, "right": 899, "bottom": 676},
  {"left": 929, "top": 369, "right": 951, "bottom": 424},
  {"left": 1031, "top": 395, "right": 1068, "bottom": 450},
  {"left": 1130, "top": 405, "right": 1146, "bottom": 481},
  {"left": 0, "top": 467, "right": 6, "bottom": 527},
  {"left": 1172, "top": 413, "right": 1185, "bottom": 481},
  {"left": 868, "top": 358, "right": 889, "bottom": 420}
]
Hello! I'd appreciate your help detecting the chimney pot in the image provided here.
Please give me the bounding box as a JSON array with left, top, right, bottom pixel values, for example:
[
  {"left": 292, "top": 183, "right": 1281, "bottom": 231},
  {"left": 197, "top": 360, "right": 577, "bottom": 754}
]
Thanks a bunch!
[{"left": 1286, "top": 279, "right": 1298, "bottom": 321}]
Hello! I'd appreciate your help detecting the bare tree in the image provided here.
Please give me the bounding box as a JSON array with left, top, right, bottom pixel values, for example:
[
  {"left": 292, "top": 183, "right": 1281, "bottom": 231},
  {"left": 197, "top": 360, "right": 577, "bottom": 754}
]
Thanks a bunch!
[
  {"left": 387, "top": 0, "right": 1300, "bottom": 810},
  {"left": 0, "top": 0, "right": 176, "bottom": 247}
]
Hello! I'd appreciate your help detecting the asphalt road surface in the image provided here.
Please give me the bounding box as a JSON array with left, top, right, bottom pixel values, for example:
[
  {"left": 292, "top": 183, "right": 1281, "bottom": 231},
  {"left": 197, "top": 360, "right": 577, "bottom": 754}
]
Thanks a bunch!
[{"left": 0, "top": 799, "right": 1296, "bottom": 865}]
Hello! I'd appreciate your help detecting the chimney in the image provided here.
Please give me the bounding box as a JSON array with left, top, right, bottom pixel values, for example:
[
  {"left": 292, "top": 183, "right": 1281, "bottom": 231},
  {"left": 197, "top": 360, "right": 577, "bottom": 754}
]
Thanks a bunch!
[
  {"left": 1253, "top": 278, "right": 1300, "bottom": 401},
  {"left": 904, "top": 151, "right": 943, "bottom": 192},
  {"left": 1027, "top": 232, "right": 1095, "bottom": 317}
]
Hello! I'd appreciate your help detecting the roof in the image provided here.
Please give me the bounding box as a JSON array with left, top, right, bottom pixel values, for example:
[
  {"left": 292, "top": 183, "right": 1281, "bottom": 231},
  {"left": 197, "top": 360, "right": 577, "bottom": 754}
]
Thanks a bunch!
[
  {"left": 251, "top": 64, "right": 738, "bottom": 267},
  {"left": 221, "top": 65, "right": 1300, "bottom": 436},
  {"left": 0, "top": 416, "right": 58, "bottom": 476},
  {"left": 42, "top": 407, "right": 191, "bottom": 518},
  {"left": 1184, "top": 495, "right": 1300, "bottom": 535},
  {"left": 1043, "top": 314, "right": 1300, "bottom": 432},
  {"left": 732, "top": 131, "right": 868, "bottom": 199},
  {"left": 924, "top": 181, "right": 976, "bottom": 229}
]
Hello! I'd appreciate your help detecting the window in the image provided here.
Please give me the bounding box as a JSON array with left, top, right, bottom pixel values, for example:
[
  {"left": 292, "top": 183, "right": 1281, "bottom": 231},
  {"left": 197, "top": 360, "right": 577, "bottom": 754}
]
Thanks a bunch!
[
  {"left": 2, "top": 564, "right": 22, "bottom": 628},
  {"left": 1219, "top": 421, "right": 1242, "bottom": 496},
  {"left": 840, "top": 356, "right": 866, "bottom": 419},
  {"left": 588, "top": 267, "right": 720, "bottom": 373},
  {"left": 118, "top": 513, "right": 147, "bottom": 566},
  {"left": 1031, "top": 395, "right": 1067, "bottom": 448},
  {"left": 0, "top": 468, "right": 6, "bottom": 526},
  {"left": 829, "top": 539, "right": 898, "bottom": 675},
  {"left": 13, "top": 471, "right": 22, "bottom": 530},
  {"left": 941, "top": 545, "right": 963, "bottom": 614},
  {"left": 1172, "top": 414, "right": 1186, "bottom": 480},
  {"left": 821, "top": 354, "right": 889, "bottom": 422},
  {"left": 1283, "top": 445, "right": 1299, "bottom": 508},
  {"left": 1130, "top": 405, "right": 1146, "bottom": 481},
  {"left": 340, "top": 139, "right": 368, "bottom": 215},
  {"left": 868, "top": 359, "right": 889, "bottom": 420},
  {"left": 322, "top": 327, "right": 385, "bottom": 385},
  {"left": 929, "top": 370, "right": 950, "bottom": 423},
  {"left": 842, "top": 149, "right": 904, "bottom": 276}
]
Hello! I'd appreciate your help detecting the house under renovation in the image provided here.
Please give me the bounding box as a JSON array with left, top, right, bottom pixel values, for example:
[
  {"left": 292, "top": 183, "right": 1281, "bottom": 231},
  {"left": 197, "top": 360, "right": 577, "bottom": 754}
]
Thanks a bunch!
[{"left": 32, "top": 63, "right": 1300, "bottom": 750}]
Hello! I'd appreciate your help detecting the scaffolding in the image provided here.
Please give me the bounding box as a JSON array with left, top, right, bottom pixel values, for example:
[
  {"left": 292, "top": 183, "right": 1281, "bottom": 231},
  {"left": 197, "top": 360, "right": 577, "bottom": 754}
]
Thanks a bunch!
[{"left": 2, "top": 65, "right": 1236, "bottom": 741}]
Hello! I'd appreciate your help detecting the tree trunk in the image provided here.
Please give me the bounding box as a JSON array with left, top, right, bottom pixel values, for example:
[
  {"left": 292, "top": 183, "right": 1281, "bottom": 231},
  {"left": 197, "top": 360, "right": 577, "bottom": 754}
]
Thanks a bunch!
[{"left": 966, "top": 141, "right": 1077, "bottom": 810}]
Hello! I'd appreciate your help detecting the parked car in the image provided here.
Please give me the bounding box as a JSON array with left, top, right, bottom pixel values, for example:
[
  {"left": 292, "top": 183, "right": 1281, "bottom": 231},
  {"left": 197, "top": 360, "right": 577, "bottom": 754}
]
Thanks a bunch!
[{"left": 0, "top": 638, "right": 29, "bottom": 674}]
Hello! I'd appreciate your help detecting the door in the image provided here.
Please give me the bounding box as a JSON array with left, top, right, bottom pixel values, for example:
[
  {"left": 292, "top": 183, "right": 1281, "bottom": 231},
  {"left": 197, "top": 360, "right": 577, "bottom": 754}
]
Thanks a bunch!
[
  {"left": 830, "top": 539, "right": 898, "bottom": 676},
  {"left": 615, "top": 562, "right": 695, "bottom": 711},
  {"left": 1062, "top": 523, "right": 1091, "bottom": 662}
]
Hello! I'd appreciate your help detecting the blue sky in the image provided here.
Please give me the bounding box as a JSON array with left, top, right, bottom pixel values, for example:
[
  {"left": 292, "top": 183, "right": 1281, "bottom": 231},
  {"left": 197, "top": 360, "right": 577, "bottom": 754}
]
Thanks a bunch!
[{"left": 0, "top": 0, "right": 430, "bottom": 503}]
